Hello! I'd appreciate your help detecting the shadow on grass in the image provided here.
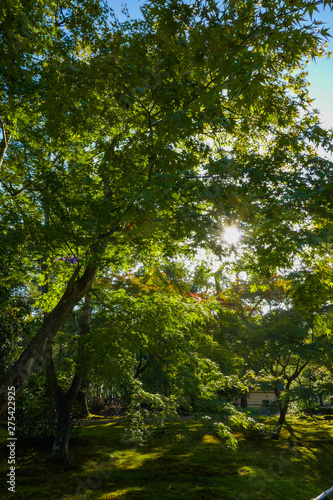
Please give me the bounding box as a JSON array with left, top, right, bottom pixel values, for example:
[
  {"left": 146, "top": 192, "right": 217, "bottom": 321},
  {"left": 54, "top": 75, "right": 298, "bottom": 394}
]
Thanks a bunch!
[{"left": 0, "top": 416, "right": 332, "bottom": 500}]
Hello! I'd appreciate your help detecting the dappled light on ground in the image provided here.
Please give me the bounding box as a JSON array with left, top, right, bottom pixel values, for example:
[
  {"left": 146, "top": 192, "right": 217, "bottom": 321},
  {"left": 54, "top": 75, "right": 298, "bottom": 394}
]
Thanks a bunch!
[{"left": 1, "top": 416, "right": 332, "bottom": 500}]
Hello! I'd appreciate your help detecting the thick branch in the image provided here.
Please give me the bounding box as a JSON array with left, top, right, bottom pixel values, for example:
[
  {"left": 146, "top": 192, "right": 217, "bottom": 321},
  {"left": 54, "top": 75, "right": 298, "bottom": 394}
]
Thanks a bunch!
[
  {"left": 134, "top": 350, "right": 150, "bottom": 379},
  {"left": 0, "top": 265, "right": 98, "bottom": 414}
]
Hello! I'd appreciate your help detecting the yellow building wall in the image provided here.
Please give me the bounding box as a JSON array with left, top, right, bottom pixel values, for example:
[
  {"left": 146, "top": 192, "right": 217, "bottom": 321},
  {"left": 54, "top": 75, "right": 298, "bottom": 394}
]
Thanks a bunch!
[{"left": 246, "top": 390, "right": 276, "bottom": 407}]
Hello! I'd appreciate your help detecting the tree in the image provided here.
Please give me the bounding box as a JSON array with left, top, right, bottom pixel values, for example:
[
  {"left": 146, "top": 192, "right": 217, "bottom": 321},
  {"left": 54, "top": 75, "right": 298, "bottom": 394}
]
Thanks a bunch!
[
  {"left": 44, "top": 294, "right": 91, "bottom": 463},
  {"left": 85, "top": 269, "right": 222, "bottom": 399},
  {"left": 214, "top": 272, "right": 333, "bottom": 438},
  {"left": 247, "top": 309, "right": 330, "bottom": 438},
  {"left": 0, "top": 0, "right": 108, "bottom": 167},
  {"left": 0, "top": 0, "right": 110, "bottom": 410},
  {"left": 1, "top": 0, "right": 333, "bottom": 413}
]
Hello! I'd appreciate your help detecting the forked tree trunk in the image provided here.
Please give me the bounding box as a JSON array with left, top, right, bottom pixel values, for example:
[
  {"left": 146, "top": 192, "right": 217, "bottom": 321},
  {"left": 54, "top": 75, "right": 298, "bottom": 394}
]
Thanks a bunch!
[
  {"left": 271, "top": 382, "right": 292, "bottom": 440},
  {"left": 45, "top": 341, "right": 84, "bottom": 464},
  {"left": 271, "top": 404, "right": 289, "bottom": 440},
  {"left": 46, "top": 294, "right": 91, "bottom": 464},
  {"left": 0, "top": 265, "right": 98, "bottom": 415},
  {"left": 270, "top": 365, "right": 308, "bottom": 439},
  {"left": 50, "top": 370, "right": 84, "bottom": 464}
]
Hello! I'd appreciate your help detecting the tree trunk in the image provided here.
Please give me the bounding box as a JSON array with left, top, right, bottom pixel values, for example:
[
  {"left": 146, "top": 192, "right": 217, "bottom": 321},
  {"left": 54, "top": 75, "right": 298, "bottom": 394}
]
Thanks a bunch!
[
  {"left": 46, "top": 294, "right": 91, "bottom": 464},
  {"left": 49, "top": 370, "right": 85, "bottom": 464},
  {"left": 240, "top": 393, "right": 248, "bottom": 408},
  {"left": 76, "top": 383, "right": 89, "bottom": 418},
  {"left": 44, "top": 337, "right": 81, "bottom": 464},
  {"left": 271, "top": 404, "right": 288, "bottom": 440},
  {"left": 0, "top": 265, "right": 98, "bottom": 415},
  {"left": 51, "top": 393, "right": 74, "bottom": 464},
  {"left": 271, "top": 383, "right": 291, "bottom": 440}
]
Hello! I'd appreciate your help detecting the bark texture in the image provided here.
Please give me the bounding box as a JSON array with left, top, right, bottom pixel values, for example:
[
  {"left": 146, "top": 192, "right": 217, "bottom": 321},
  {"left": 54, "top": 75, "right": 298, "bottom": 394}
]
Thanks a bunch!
[
  {"left": 46, "top": 294, "right": 91, "bottom": 463},
  {"left": 0, "top": 265, "right": 97, "bottom": 415}
]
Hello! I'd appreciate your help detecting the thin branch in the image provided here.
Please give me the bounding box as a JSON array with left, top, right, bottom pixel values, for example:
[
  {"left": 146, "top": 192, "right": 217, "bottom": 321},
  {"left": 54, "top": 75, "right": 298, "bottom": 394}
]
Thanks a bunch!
[{"left": 0, "top": 117, "right": 11, "bottom": 170}]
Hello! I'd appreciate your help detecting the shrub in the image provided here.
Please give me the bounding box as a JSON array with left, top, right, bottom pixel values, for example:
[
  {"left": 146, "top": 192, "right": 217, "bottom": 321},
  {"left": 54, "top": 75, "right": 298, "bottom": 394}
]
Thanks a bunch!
[{"left": 16, "top": 386, "right": 55, "bottom": 439}]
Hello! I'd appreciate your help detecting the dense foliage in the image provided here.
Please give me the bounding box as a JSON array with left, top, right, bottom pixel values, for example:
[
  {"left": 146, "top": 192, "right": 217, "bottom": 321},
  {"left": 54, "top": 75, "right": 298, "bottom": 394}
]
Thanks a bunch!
[{"left": 1, "top": 0, "right": 333, "bottom": 462}]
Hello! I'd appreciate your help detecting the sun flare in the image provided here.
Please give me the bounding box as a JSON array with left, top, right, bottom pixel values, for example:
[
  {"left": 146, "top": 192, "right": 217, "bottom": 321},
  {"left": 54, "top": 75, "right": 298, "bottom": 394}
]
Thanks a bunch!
[{"left": 223, "top": 226, "right": 242, "bottom": 245}]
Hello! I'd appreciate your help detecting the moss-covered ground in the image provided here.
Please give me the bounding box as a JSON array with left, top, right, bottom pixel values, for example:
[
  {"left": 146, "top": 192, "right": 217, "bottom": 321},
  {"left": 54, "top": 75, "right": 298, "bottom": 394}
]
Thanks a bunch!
[{"left": 0, "top": 415, "right": 332, "bottom": 499}]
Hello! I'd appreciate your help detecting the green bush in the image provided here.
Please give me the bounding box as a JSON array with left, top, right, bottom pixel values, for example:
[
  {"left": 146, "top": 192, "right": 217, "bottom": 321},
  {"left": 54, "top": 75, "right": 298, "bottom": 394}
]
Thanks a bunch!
[{"left": 16, "top": 385, "right": 56, "bottom": 439}]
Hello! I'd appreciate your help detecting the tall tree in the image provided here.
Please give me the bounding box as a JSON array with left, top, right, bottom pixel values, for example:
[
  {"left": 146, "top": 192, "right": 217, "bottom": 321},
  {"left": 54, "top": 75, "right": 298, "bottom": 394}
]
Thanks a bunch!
[{"left": 1, "top": 0, "right": 332, "bottom": 412}]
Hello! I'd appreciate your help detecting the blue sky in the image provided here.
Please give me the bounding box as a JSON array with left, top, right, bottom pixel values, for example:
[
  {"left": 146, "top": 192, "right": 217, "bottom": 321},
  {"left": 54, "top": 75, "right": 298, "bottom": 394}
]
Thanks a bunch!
[
  {"left": 108, "top": 1, "right": 333, "bottom": 129},
  {"left": 306, "top": 5, "right": 333, "bottom": 129}
]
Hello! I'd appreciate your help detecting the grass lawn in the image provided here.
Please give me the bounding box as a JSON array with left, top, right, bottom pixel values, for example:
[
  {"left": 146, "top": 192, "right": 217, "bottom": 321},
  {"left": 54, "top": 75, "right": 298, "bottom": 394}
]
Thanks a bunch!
[{"left": 0, "top": 415, "right": 332, "bottom": 499}]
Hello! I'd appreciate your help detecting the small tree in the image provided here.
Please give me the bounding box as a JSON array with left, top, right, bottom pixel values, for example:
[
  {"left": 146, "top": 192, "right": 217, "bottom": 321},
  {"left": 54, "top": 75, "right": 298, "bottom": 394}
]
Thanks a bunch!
[{"left": 242, "top": 307, "right": 331, "bottom": 437}]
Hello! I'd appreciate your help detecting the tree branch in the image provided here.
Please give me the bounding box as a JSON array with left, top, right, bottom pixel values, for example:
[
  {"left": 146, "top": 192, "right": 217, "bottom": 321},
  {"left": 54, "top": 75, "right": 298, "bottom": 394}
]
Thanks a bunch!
[{"left": 0, "top": 116, "right": 11, "bottom": 170}]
